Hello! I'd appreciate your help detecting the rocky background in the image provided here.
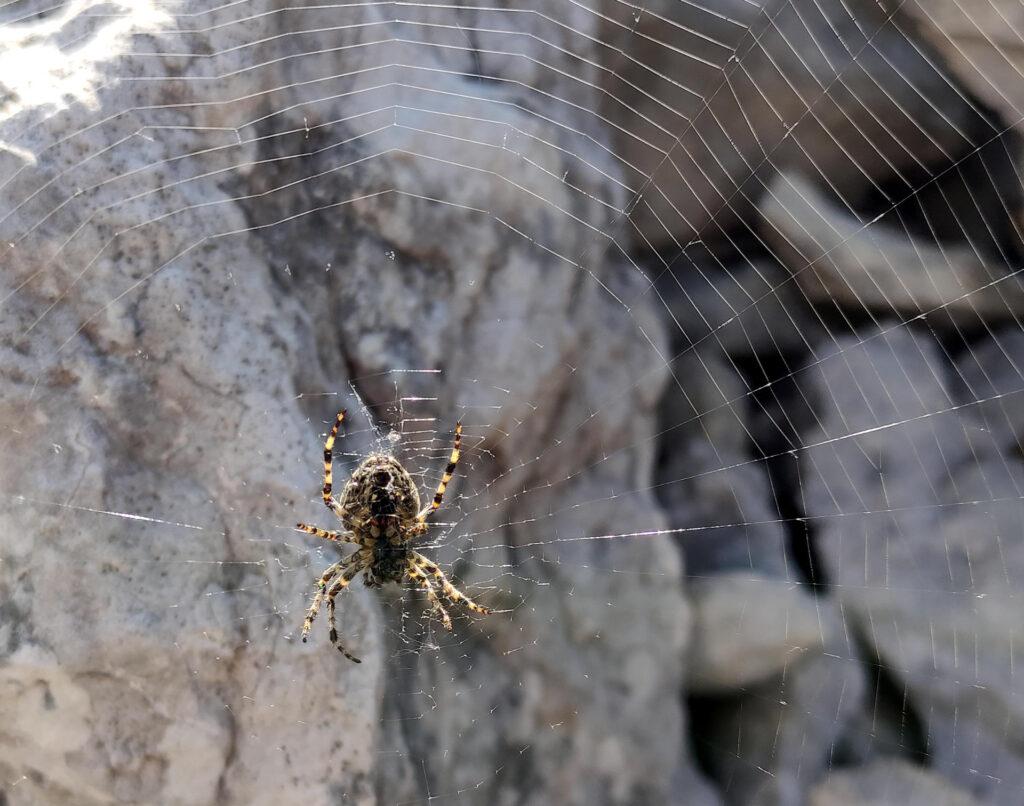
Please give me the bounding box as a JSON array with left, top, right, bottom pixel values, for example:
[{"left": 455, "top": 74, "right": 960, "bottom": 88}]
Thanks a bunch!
[{"left": 0, "top": 1, "right": 1022, "bottom": 805}]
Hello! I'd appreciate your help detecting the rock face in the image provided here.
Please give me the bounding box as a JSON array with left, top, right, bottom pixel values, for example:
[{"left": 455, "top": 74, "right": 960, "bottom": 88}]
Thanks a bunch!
[
  {"left": 687, "top": 572, "right": 825, "bottom": 693},
  {"left": 2, "top": 2, "right": 1024, "bottom": 806},
  {"left": 598, "top": 0, "right": 1003, "bottom": 249},
  {"left": 810, "top": 759, "right": 983, "bottom": 806},
  {"left": 760, "top": 172, "right": 1024, "bottom": 325},
  {"left": 893, "top": 1, "right": 1024, "bottom": 137},
  {"left": 0, "top": 2, "right": 706, "bottom": 805},
  {"left": 637, "top": 2, "right": 1024, "bottom": 802},
  {"left": 798, "top": 327, "right": 1024, "bottom": 803}
]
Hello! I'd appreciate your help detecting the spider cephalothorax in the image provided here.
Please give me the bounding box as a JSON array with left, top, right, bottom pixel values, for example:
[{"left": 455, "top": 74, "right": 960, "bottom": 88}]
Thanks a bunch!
[{"left": 297, "top": 410, "right": 491, "bottom": 662}]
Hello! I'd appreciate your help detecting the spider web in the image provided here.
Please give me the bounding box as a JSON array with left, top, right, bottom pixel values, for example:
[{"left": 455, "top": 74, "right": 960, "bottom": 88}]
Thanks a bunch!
[{"left": 1, "top": 0, "right": 1024, "bottom": 804}]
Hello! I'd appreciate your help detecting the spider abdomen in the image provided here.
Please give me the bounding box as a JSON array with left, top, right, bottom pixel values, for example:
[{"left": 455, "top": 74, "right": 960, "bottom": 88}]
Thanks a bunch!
[{"left": 339, "top": 453, "right": 421, "bottom": 533}]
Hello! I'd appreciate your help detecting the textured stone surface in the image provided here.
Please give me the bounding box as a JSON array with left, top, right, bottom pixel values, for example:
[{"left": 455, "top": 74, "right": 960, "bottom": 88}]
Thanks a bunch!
[
  {"left": 799, "top": 326, "right": 1024, "bottom": 803},
  {"left": 3, "top": 1, "right": 1024, "bottom": 805},
  {"left": 687, "top": 572, "right": 825, "bottom": 693},
  {"left": 693, "top": 603, "right": 866, "bottom": 806},
  {"left": 810, "top": 759, "right": 982, "bottom": 806},
  {"left": 651, "top": 253, "right": 819, "bottom": 360},
  {"left": 760, "top": 172, "right": 1024, "bottom": 325},
  {"left": 893, "top": 1, "right": 1024, "bottom": 136},
  {"left": 0, "top": 2, "right": 709, "bottom": 805},
  {"left": 654, "top": 345, "right": 795, "bottom": 579},
  {"left": 598, "top": 0, "right": 998, "bottom": 248},
  {"left": 953, "top": 326, "right": 1024, "bottom": 457}
]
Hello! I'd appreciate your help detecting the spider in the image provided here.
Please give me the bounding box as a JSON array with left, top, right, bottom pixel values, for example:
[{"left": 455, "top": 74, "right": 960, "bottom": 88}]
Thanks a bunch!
[{"left": 297, "top": 409, "right": 491, "bottom": 662}]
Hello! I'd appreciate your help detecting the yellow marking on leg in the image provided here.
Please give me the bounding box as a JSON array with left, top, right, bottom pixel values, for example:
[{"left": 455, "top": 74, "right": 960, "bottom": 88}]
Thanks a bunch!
[
  {"left": 404, "top": 521, "right": 429, "bottom": 540},
  {"left": 302, "top": 562, "right": 343, "bottom": 641},
  {"left": 419, "top": 421, "right": 462, "bottom": 520},
  {"left": 325, "top": 560, "right": 364, "bottom": 663},
  {"left": 322, "top": 409, "right": 346, "bottom": 516},
  {"left": 412, "top": 552, "right": 492, "bottom": 616},
  {"left": 407, "top": 561, "right": 452, "bottom": 631},
  {"left": 296, "top": 522, "right": 369, "bottom": 547},
  {"left": 302, "top": 551, "right": 365, "bottom": 643}
]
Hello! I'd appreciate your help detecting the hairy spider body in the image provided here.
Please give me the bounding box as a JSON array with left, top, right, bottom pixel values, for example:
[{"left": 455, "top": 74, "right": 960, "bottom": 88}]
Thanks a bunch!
[
  {"left": 297, "top": 410, "right": 491, "bottom": 662},
  {"left": 341, "top": 454, "right": 420, "bottom": 535},
  {"left": 343, "top": 454, "right": 419, "bottom": 586}
]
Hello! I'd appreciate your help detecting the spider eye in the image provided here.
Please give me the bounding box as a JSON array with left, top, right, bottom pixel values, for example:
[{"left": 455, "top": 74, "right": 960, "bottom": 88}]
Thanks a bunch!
[{"left": 373, "top": 470, "right": 392, "bottom": 486}]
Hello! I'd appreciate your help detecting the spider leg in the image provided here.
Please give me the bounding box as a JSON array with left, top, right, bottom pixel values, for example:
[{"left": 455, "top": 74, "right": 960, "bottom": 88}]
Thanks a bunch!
[
  {"left": 403, "top": 521, "right": 429, "bottom": 540},
  {"left": 325, "top": 557, "right": 367, "bottom": 663},
  {"left": 301, "top": 550, "right": 364, "bottom": 643},
  {"left": 296, "top": 522, "right": 370, "bottom": 547},
  {"left": 410, "top": 551, "right": 492, "bottom": 616},
  {"left": 321, "top": 409, "right": 348, "bottom": 519},
  {"left": 416, "top": 421, "right": 461, "bottom": 521},
  {"left": 406, "top": 560, "right": 452, "bottom": 631}
]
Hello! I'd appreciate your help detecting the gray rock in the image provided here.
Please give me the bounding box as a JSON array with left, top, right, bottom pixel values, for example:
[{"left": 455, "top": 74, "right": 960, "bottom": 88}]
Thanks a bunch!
[
  {"left": 3, "top": 2, "right": 1021, "bottom": 806},
  {"left": 598, "top": 0, "right": 992, "bottom": 248},
  {"left": 953, "top": 325, "right": 1024, "bottom": 458},
  {"left": 890, "top": 1, "right": 1024, "bottom": 138},
  {"left": 809, "top": 759, "right": 982, "bottom": 806},
  {"left": 800, "top": 325, "right": 1024, "bottom": 802},
  {"left": 760, "top": 172, "right": 1024, "bottom": 325},
  {"left": 0, "top": 3, "right": 712, "bottom": 805},
  {"left": 687, "top": 572, "right": 826, "bottom": 693},
  {"left": 650, "top": 251, "right": 820, "bottom": 359},
  {"left": 656, "top": 350, "right": 793, "bottom": 578},
  {"left": 695, "top": 602, "right": 867, "bottom": 806}
]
